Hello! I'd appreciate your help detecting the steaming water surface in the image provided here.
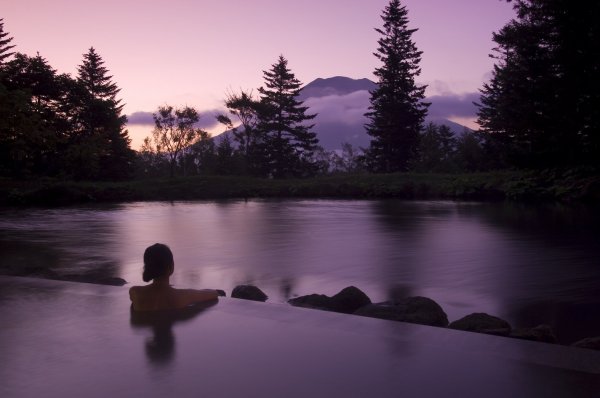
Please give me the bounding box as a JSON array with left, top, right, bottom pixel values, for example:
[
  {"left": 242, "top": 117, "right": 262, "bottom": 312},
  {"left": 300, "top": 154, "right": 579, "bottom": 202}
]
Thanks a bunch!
[{"left": 1, "top": 199, "right": 599, "bottom": 343}]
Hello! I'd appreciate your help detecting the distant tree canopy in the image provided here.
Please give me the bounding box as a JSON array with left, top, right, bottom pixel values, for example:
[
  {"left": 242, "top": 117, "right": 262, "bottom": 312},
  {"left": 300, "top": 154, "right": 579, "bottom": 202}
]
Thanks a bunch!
[
  {"left": 222, "top": 89, "right": 264, "bottom": 175},
  {"left": 143, "top": 105, "right": 205, "bottom": 178},
  {"left": 0, "top": 18, "right": 133, "bottom": 180},
  {"left": 366, "top": 0, "right": 429, "bottom": 173},
  {"left": 477, "top": 0, "right": 600, "bottom": 169},
  {"left": 414, "top": 123, "right": 487, "bottom": 173}
]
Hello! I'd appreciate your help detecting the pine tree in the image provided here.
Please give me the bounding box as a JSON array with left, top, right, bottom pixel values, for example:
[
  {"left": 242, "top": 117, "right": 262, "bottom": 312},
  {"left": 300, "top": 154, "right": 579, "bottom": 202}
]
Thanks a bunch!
[
  {"left": 74, "top": 47, "right": 133, "bottom": 179},
  {"left": 257, "top": 55, "right": 318, "bottom": 178},
  {"left": 78, "top": 47, "right": 121, "bottom": 104},
  {"left": 0, "top": 18, "right": 15, "bottom": 67},
  {"left": 477, "top": 0, "right": 600, "bottom": 168},
  {"left": 366, "top": 0, "right": 429, "bottom": 173}
]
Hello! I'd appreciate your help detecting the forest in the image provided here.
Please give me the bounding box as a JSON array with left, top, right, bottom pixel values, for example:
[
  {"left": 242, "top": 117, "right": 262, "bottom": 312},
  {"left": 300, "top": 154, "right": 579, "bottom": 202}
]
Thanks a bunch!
[{"left": 0, "top": 1, "right": 598, "bottom": 193}]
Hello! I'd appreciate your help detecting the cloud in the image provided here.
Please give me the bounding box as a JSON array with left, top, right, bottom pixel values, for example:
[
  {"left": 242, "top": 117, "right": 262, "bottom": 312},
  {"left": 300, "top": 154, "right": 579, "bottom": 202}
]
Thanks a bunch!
[
  {"left": 302, "top": 90, "right": 480, "bottom": 125},
  {"left": 127, "top": 90, "right": 481, "bottom": 134},
  {"left": 127, "top": 111, "right": 154, "bottom": 125},
  {"left": 126, "top": 108, "right": 225, "bottom": 130},
  {"left": 303, "top": 90, "right": 371, "bottom": 126},
  {"left": 427, "top": 92, "right": 481, "bottom": 119}
]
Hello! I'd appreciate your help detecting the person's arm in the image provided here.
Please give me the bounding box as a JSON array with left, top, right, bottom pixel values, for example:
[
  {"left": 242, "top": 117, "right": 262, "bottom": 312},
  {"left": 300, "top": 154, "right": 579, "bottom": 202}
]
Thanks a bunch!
[{"left": 178, "top": 289, "right": 219, "bottom": 307}]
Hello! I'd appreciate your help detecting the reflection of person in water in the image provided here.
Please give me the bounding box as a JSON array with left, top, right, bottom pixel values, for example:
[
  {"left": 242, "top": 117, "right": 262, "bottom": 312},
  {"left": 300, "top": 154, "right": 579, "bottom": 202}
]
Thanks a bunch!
[
  {"left": 129, "top": 243, "right": 221, "bottom": 311},
  {"left": 130, "top": 300, "right": 217, "bottom": 365}
]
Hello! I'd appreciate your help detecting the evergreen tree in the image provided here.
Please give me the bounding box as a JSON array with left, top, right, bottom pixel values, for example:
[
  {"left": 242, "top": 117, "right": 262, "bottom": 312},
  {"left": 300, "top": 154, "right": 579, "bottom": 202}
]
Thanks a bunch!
[
  {"left": 257, "top": 55, "right": 318, "bottom": 178},
  {"left": 366, "top": 0, "right": 429, "bottom": 173},
  {"left": 477, "top": 0, "right": 600, "bottom": 168},
  {"left": 78, "top": 47, "right": 121, "bottom": 104},
  {"left": 75, "top": 47, "right": 133, "bottom": 179},
  {"left": 0, "top": 18, "right": 15, "bottom": 67},
  {"left": 415, "top": 123, "right": 457, "bottom": 172},
  {"left": 454, "top": 130, "right": 486, "bottom": 172},
  {"left": 0, "top": 82, "right": 43, "bottom": 176},
  {"left": 1, "top": 52, "right": 67, "bottom": 176}
]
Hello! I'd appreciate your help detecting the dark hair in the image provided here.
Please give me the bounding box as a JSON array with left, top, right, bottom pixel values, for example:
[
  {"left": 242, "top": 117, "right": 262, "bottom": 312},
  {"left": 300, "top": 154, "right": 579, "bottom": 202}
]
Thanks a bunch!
[{"left": 143, "top": 243, "right": 174, "bottom": 282}]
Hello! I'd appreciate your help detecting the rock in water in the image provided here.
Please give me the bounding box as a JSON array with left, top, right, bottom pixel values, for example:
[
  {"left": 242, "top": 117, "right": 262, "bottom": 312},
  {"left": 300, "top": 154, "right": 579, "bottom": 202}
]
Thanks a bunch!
[
  {"left": 329, "top": 286, "right": 372, "bottom": 314},
  {"left": 62, "top": 274, "right": 127, "bottom": 286},
  {"left": 288, "top": 286, "right": 372, "bottom": 314},
  {"left": 449, "top": 313, "right": 511, "bottom": 336},
  {"left": 231, "top": 285, "right": 268, "bottom": 302},
  {"left": 354, "top": 296, "right": 449, "bottom": 327},
  {"left": 97, "top": 277, "right": 128, "bottom": 286},
  {"left": 288, "top": 294, "right": 332, "bottom": 310},
  {"left": 510, "top": 324, "right": 557, "bottom": 343},
  {"left": 571, "top": 336, "right": 600, "bottom": 351}
]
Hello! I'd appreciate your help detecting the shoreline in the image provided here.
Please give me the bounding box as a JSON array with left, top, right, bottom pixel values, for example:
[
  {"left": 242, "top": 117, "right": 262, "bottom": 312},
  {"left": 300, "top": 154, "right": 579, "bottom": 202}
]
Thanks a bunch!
[
  {"left": 1, "top": 170, "right": 599, "bottom": 207},
  {"left": 2, "top": 274, "right": 599, "bottom": 352}
]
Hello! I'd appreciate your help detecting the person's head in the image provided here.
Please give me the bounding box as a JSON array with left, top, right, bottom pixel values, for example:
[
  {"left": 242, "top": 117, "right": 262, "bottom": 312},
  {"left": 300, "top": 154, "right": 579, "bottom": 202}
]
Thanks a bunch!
[{"left": 143, "top": 243, "right": 174, "bottom": 282}]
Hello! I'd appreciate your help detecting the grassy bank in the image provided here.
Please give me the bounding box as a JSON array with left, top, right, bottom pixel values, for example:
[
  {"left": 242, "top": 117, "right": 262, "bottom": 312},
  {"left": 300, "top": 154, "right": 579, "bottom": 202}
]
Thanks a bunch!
[{"left": 1, "top": 170, "right": 599, "bottom": 206}]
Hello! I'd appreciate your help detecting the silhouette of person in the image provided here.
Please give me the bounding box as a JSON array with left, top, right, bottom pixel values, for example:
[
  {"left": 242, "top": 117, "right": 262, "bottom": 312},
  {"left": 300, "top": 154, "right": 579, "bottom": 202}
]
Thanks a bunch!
[{"left": 129, "top": 243, "right": 223, "bottom": 311}]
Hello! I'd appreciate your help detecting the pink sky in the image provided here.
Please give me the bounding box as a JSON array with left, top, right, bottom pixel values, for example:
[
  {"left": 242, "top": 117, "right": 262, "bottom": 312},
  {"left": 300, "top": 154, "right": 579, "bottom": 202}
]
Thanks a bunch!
[{"left": 3, "top": 0, "right": 515, "bottom": 148}]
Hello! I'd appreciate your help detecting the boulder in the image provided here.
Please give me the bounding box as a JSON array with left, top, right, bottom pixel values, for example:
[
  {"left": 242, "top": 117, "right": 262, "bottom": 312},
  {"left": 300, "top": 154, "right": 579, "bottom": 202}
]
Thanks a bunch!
[
  {"left": 354, "top": 296, "right": 449, "bottom": 327},
  {"left": 449, "top": 313, "right": 511, "bottom": 336},
  {"left": 231, "top": 285, "right": 268, "bottom": 302},
  {"left": 288, "top": 294, "right": 332, "bottom": 310},
  {"left": 62, "top": 274, "right": 127, "bottom": 286},
  {"left": 288, "top": 286, "right": 371, "bottom": 314},
  {"left": 96, "top": 277, "right": 128, "bottom": 286},
  {"left": 509, "top": 324, "right": 557, "bottom": 344},
  {"left": 216, "top": 289, "right": 226, "bottom": 297},
  {"left": 571, "top": 336, "right": 600, "bottom": 351},
  {"left": 329, "top": 286, "right": 372, "bottom": 314}
]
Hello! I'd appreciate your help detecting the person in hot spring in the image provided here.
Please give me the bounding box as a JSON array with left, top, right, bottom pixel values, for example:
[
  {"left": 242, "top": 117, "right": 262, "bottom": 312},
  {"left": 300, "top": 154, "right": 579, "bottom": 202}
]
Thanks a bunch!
[{"left": 129, "top": 243, "right": 221, "bottom": 311}]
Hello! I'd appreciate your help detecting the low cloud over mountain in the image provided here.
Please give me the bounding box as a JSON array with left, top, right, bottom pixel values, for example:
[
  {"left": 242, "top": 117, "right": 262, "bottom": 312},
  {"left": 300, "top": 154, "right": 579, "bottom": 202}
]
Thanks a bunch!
[
  {"left": 303, "top": 90, "right": 370, "bottom": 126},
  {"left": 132, "top": 76, "right": 479, "bottom": 150},
  {"left": 127, "top": 109, "right": 222, "bottom": 130},
  {"left": 427, "top": 92, "right": 479, "bottom": 119},
  {"left": 298, "top": 76, "right": 478, "bottom": 149}
]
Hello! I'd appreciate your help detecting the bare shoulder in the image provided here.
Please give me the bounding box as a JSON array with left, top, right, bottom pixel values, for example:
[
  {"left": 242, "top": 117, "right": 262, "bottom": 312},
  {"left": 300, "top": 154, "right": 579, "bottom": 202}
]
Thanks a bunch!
[
  {"left": 129, "top": 285, "right": 147, "bottom": 300},
  {"left": 129, "top": 285, "right": 142, "bottom": 294}
]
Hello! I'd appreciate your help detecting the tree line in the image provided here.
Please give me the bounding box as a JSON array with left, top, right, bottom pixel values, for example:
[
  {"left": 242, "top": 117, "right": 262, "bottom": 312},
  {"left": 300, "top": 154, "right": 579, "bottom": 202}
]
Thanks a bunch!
[
  {"left": 0, "top": 19, "right": 133, "bottom": 180},
  {"left": 363, "top": 0, "right": 599, "bottom": 173},
  {"left": 1, "top": 0, "right": 598, "bottom": 181}
]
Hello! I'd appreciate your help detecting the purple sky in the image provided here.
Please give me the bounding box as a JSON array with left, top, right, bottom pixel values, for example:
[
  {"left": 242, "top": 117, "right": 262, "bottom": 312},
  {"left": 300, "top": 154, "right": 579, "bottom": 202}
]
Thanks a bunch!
[{"left": 4, "top": 0, "right": 515, "bottom": 147}]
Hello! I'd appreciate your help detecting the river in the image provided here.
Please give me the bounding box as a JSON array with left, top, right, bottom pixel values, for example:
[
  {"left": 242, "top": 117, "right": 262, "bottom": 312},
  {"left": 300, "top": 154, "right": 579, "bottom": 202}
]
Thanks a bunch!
[{"left": 1, "top": 199, "right": 599, "bottom": 343}]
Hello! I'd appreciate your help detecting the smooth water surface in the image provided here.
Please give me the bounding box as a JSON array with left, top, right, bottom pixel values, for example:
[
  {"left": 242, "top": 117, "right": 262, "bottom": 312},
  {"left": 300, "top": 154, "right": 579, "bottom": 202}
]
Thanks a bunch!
[
  {"left": 1, "top": 200, "right": 599, "bottom": 343},
  {"left": 2, "top": 277, "right": 599, "bottom": 398}
]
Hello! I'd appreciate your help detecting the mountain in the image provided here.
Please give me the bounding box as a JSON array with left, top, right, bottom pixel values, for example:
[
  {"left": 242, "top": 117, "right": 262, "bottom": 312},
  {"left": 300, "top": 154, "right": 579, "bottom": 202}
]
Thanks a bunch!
[
  {"left": 216, "top": 76, "right": 473, "bottom": 151},
  {"left": 298, "top": 76, "right": 377, "bottom": 101}
]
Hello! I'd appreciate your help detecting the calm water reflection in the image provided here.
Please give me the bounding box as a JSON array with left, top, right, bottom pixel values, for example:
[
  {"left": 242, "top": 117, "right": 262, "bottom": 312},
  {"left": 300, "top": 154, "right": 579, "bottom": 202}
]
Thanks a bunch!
[{"left": 1, "top": 200, "right": 599, "bottom": 343}]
